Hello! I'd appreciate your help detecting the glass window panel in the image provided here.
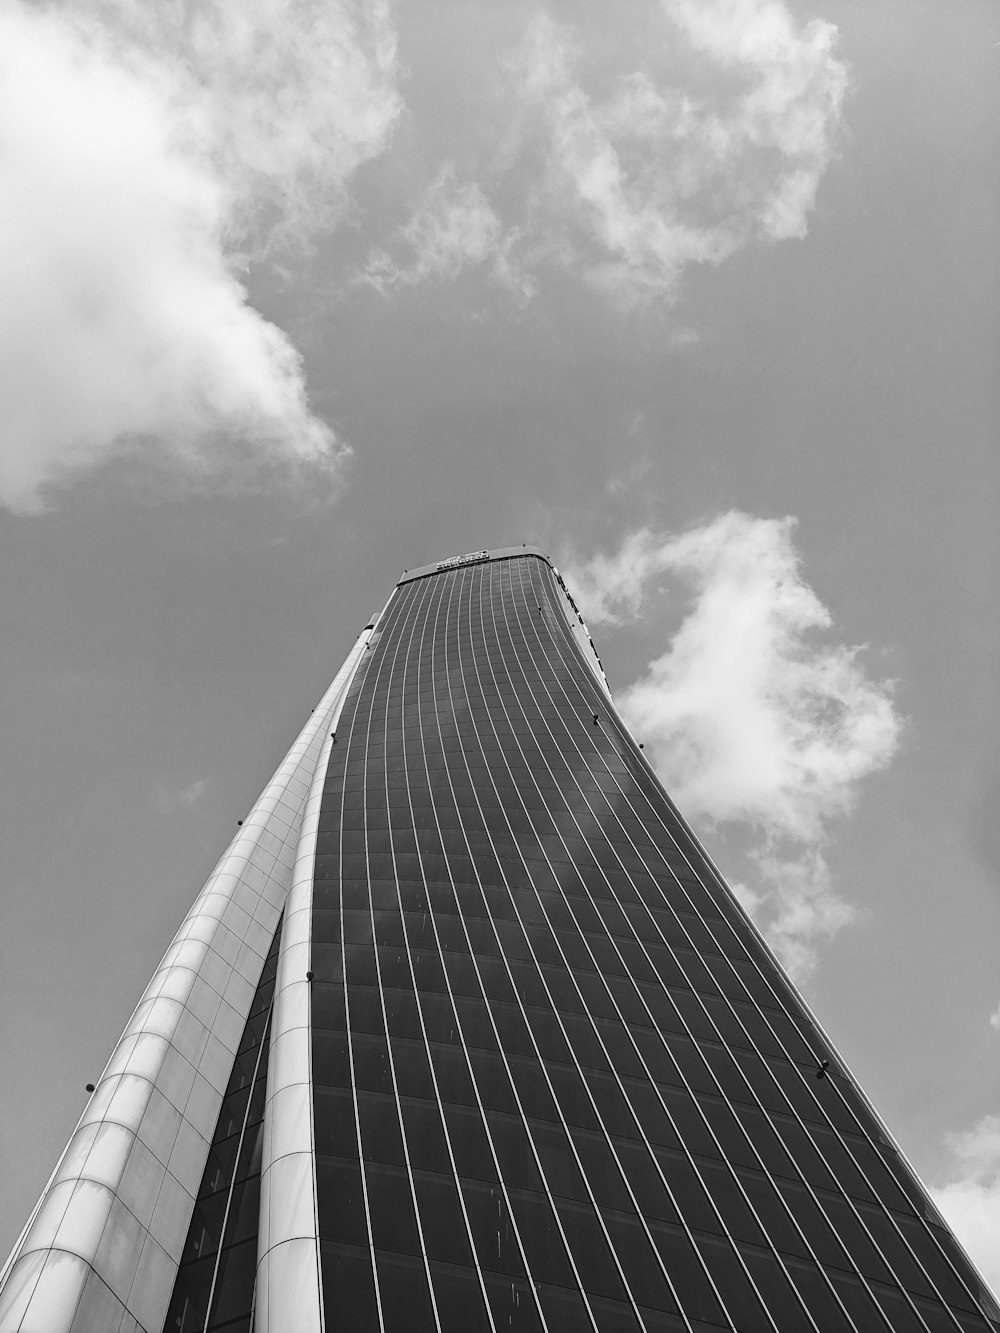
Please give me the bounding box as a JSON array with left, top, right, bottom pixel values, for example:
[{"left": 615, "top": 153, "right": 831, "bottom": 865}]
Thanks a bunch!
[
  {"left": 469, "top": 1050, "right": 520, "bottom": 1116},
  {"left": 358, "top": 1092, "right": 406, "bottom": 1167},
  {"left": 604, "top": 1214, "right": 680, "bottom": 1315},
  {"left": 397, "top": 1097, "right": 451, "bottom": 1176},
  {"left": 445, "top": 1105, "right": 499, "bottom": 1184},
  {"left": 461, "top": 1179, "right": 527, "bottom": 1278},
  {"left": 613, "top": 1140, "right": 680, "bottom": 1226},
  {"left": 651, "top": 1152, "right": 722, "bottom": 1235},
  {"left": 544, "top": 1055, "right": 600, "bottom": 1130},
  {"left": 428, "top": 1262, "right": 492, "bottom": 1332},
  {"left": 349, "top": 986, "right": 387, "bottom": 1036},
  {"left": 586, "top": 1072, "right": 638, "bottom": 1139},
  {"left": 494, "top": 1003, "right": 537, "bottom": 1058},
  {"left": 530, "top": 1120, "right": 589, "bottom": 1202},
  {"left": 384, "top": 988, "right": 422, "bottom": 1040},
  {"left": 535, "top": 1282, "right": 593, "bottom": 1332},
  {"left": 510, "top": 1058, "right": 561, "bottom": 1123},
  {"left": 432, "top": 1045, "right": 479, "bottom": 1107},
  {"left": 827, "top": 1271, "right": 895, "bottom": 1331},
  {"left": 390, "top": 1038, "right": 437, "bottom": 1101},
  {"left": 523, "top": 1008, "right": 571, "bottom": 1064},
  {"left": 508, "top": 1190, "right": 575, "bottom": 1287},
  {"left": 420, "top": 993, "right": 460, "bottom": 1045},
  {"left": 737, "top": 1172, "right": 811, "bottom": 1260},
  {"left": 738, "top": 1246, "right": 811, "bottom": 1327},
  {"left": 483, "top": 1272, "right": 545, "bottom": 1333},
  {"left": 554, "top": 1198, "right": 626, "bottom": 1302},
  {"left": 659, "top": 1091, "right": 719, "bottom": 1159},
  {"left": 316, "top": 1157, "right": 370, "bottom": 1247},
  {"left": 374, "top": 1253, "right": 436, "bottom": 1333},
  {"left": 568, "top": 1129, "right": 633, "bottom": 1212},
  {"left": 314, "top": 1087, "right": 359, "bottom": 1160},
  {"left": 785, "top": 1260, "right": 855, "bottom": 1333},
  {"left": 320, "top": 1243, "right": 379, "bottom": 1331},
  {"left": 210, "top": 1238, "right": 256, "bottom": 1326}
]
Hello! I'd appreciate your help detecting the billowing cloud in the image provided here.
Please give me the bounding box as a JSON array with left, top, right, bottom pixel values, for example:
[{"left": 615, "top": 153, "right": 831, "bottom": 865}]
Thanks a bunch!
[
  {"left": 564, "top": 514, "right": 900, "bottom": 979},
  {"left": 0, "top": 0, "right": 401, "bottom": 514},
  {"left": 930, "top": 1116, "right": 1000, "bottom": 1300}
]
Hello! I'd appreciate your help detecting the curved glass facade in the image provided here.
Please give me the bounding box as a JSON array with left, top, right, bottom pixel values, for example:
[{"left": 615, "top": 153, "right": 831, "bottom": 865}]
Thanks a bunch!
[{"left": 308, "top": 552, "right": 998, "bottom": 1333}]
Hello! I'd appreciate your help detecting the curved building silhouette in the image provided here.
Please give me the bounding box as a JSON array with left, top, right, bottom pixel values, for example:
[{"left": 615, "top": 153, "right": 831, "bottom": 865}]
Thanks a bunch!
[{"left": 2, "top": 547, "right": 997, "bottom": 1333}]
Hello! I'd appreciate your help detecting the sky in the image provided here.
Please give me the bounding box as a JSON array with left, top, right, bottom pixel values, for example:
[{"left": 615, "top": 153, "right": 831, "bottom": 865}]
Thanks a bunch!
[{"left": 1, "top": 0, "right": 998, "bottom": 1296}]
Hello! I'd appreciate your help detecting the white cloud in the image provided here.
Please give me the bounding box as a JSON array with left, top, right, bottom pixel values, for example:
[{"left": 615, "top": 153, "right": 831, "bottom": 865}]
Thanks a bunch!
[
  {"left": 564, "top": 514, "right": 900, "bottom": 979},
  {"left": 156, "top": 777, "right": 209, "bottom": 814},
  {"left": 363, "top": 165, "right": 521, "bottom": 293},
  {"left": 0, "top": 0, "right": 401, "bottom": 513},
  {"left": 930, "top": 1116, "right": 1000, "bottom": 1302},
  {"left": 444, "top": 0, "right": 846, "bottom": 308}
]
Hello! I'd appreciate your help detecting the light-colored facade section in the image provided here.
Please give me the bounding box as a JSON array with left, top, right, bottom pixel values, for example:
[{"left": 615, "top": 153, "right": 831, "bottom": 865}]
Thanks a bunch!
[
  {"left": 548, "top": 564, "right": 613, "bottom": 700},
  {"left": 0, "top": 627, "right": 373, "bottom": 1333},
  {"left": 257, "top": 612, "right": 386, "bottom": 1333}
]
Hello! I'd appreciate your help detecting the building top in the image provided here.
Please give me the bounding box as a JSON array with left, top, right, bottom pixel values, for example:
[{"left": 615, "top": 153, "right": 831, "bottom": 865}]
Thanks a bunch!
[
  {"left": 394, "top": 542, "right": 613, "bottom": 700},
  {"left": 396, "top": 544, "right": 551, "bottom": 585}
]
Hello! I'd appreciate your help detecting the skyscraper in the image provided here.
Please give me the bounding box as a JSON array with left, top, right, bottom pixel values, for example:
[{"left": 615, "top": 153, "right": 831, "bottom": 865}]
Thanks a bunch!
[{"left": 2, "top": 546, "right": 996, "bottom": 1333}]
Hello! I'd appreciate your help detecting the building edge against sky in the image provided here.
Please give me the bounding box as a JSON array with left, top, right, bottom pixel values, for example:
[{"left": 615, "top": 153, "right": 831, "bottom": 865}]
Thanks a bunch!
[{"left": 1, "top": 546, "right": 997, "bottom": 1333}]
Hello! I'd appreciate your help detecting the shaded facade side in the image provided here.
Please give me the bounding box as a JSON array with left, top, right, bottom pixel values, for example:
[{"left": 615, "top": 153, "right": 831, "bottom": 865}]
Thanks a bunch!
[{"left": 310, "top": 551, "right": 998, "bottom": 1333}]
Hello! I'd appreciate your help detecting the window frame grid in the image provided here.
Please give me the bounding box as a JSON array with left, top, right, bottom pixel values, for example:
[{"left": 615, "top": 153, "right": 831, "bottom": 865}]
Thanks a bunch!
[{"left": 522, "top": 556, "right": 993, "bottom": 1330}]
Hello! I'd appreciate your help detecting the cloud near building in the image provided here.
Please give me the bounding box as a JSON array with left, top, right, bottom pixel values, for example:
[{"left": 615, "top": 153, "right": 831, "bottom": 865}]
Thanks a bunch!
[
  {"left": 564, "top": 513, "right": 901, "bottom": 980},
  {"left": 930, "top": 1115, "right": 1000, "bottom": 1299},
  {"left": 0, "top": 0, "right": 401, "bottom": 514}
]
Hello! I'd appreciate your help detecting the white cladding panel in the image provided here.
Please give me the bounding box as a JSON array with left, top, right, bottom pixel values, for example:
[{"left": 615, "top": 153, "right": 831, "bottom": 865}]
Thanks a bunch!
[{"left": 0, "top": 626, "right": 374, "bottom": 1333}]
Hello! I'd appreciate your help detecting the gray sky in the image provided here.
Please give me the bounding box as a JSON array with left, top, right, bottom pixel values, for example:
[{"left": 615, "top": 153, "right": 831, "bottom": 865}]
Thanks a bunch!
[{"left": 2, "top": 0, "right": 999, "bottom": 1292}]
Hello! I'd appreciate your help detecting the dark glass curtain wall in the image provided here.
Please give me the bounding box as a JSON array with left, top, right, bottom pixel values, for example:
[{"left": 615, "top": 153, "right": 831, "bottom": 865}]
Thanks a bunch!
[{"left": 311, "top": 553, "right": 997, "bottom": 1333}]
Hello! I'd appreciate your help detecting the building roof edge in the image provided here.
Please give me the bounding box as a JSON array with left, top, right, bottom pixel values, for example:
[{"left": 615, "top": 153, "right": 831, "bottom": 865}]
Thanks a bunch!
[{"left": 396, "top": 545, "right": 551, "bottom": 585}]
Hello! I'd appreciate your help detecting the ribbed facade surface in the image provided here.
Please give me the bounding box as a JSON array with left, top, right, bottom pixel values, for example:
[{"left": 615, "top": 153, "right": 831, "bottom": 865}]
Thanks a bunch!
[{"left": 2, "top": 547, "right": 998, "bottom": 1333}]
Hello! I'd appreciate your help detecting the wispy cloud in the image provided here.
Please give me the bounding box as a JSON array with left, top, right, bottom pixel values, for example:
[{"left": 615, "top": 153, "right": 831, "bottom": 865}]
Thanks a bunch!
[
  {"left": 507, "top": 2, "right": 846, "bottom": 306},
  {"left": 362, "top": 165, "right": 525, "bottom": 294},
  {"left": 377, "top": 0, "right": 846, "bottom": 308},
  {"left": 564, "top": 514, "right": 900, "bottom": 980},
  {"left": 990, "top": 1003, "right": 1000, "bottom": 1033},
  {"left": 930, "top": 1116, "right": 1000, "bottom": 1301},
  {"left": 155, "top": 777, "right": 210, "bottom": 814},
  {"left": 0, "top": 0, "right": 401, "bottom": 514}
]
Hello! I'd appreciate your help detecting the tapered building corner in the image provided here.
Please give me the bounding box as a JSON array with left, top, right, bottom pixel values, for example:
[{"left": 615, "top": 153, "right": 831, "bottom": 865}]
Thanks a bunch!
[{"left": 2, "top": 547, "right": 997, "bottom": 1333}]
